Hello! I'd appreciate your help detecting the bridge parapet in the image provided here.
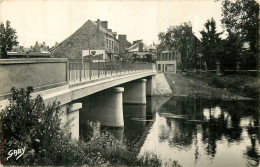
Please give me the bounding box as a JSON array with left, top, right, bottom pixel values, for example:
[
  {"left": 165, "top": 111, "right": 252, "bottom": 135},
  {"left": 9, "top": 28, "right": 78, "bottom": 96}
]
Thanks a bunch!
[
  {"left": 0, "top": 58, "right": 68, "bottom": 100},
  {"left": 0, "top": 58, "right": 155, "bottom": 101},
  {"left": 68, "top": 59, "right": 155, "bottom": 83}
]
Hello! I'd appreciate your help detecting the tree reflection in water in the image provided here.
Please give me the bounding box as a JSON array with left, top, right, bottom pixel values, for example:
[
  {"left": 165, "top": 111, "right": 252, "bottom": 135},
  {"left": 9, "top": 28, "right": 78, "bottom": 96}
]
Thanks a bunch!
[{"left": 158, "top": 96, "right": 260, "bottom": 166}]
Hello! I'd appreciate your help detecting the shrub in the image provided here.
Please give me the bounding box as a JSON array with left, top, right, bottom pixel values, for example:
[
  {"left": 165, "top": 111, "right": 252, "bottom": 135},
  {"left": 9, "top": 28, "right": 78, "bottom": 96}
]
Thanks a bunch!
[{"left": 1, "top": 87, "right": 86, "bottom": 165}]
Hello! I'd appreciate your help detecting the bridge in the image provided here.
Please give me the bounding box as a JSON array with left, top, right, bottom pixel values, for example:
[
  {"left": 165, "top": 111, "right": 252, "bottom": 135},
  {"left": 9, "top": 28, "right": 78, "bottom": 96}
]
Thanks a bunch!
[{"left": 1, "top": 58, "right": 157, "bottom": 136}]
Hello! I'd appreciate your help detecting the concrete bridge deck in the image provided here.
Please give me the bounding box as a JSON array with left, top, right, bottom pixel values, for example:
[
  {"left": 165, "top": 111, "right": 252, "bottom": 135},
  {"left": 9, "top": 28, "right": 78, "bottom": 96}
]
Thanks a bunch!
[
  {"left": 0, "top": 58, "right": 156, "bottom": 109},
  {"left": 41, "top": 70, "right": 156, "bottom": 106}
]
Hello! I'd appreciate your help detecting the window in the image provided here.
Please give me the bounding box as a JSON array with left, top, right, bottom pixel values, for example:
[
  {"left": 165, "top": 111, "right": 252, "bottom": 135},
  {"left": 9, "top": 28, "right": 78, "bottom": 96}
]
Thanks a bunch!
[
  {"left": 158, "top": 64, "right": 161, "bottom": 70},
  {"left": 112, "top": 41, "right": 114, "bottom": 49}
]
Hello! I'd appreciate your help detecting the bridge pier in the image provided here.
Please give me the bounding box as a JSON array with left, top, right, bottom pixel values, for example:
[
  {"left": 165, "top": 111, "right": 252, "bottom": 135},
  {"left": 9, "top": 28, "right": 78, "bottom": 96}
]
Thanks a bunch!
[
  {"left": 123, "top": 79, "right": 147, "bottom": 104},
  {"left": 80, "top": 87, "right": 124, "bottom": 127},
  {"left": 146, "top": 76, "right": 154, "bottom": 96},
  {"left": 60, "top": 103, "right": 82, "bottom": 139}
]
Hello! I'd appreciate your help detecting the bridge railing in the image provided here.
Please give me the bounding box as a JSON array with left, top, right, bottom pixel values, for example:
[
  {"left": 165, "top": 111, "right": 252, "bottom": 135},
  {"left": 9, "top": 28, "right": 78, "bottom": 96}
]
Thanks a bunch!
[{"left": 68, "top": 59, "right": 154, "bottom": 82}]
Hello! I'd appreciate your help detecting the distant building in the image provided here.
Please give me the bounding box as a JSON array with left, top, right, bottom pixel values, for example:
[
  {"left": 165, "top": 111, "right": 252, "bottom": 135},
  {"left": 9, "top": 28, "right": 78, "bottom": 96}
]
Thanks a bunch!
[
  {"left": 156, "top": 47, "right": 179, "bottom": 73},
  {"left": 50, "top": 19, "right": 120, "bottom": 61},
  {"left": 122, "top": 40, "right": 156, "bottom": 62},
  {"left": 33, "top": 41, "right": 49, "bottom": 52},
  {"left": 7, "top": 41, "right": 50, "bottom": 58}
]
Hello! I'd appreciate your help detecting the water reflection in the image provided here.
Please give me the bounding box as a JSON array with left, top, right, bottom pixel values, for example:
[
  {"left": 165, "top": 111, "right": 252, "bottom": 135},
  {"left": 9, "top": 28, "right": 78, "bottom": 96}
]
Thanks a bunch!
[{"left": 140, "top": 97, "right": 260, "bottom": 167}]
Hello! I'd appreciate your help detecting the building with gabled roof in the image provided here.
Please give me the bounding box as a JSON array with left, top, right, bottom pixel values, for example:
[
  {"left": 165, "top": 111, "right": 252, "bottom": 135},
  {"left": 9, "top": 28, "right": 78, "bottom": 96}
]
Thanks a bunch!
[
  {"left": 122, "top": 40, "right": 156, "bottom": 62},
  {"left": 50, "top": 19, "right": 119, "bottom": 60}
]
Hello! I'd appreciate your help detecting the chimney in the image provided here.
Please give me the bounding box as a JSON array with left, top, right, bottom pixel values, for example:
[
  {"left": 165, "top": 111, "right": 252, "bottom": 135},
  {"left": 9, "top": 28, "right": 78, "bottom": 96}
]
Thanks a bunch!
[
  {"left": 108, "top": 29, "right": 112, "bottom": 32},
  {"left": 30, "top": 46, "right": 33, "bottom": 48},
  {"left": 112, "top": 32, "right": 117, "bottom": 38},
  {"left": 139, "top": 42, "right": 143, "bottom": 52},
  {"left": 118, "top": 35, "right": 127, "bottom": 41},
  {"left": 55, "top": 42, "right": 58, "bottom": 46},
  {"left": 47, "top": 46, "right": 49, "bottom": 51},
  {"left": 36, "top": 41, "right": 38, "bottom": 45},
  {"left": 43, "top": 42, "right": 45, "bottom": 45},
  {"left": 101, "top": 21, "right": 108, "bottom": 29},
  {"left": 97, "top": 19, "right": 100, "bottom": 29}
]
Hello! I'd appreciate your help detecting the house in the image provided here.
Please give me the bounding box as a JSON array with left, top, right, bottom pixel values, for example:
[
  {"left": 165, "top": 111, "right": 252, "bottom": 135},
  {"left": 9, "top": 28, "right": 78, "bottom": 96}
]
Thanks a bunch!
[
  {"left": 156, "top": 47, "right": 179, "bottom": 73},
  {"left": 7, "top": 42, "right": 50, "bottom": 58},
  {"left": 50, "top": 19, "right": 120, "bottom": 61},
  {"left": 122, "top": 40, "right": 156, "bottom": 62}
]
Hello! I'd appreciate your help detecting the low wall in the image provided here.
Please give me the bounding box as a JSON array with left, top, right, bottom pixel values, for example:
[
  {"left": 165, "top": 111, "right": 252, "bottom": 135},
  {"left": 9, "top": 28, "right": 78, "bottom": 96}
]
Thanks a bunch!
[
  {"left": 1, "top": 58, "right": 68, "bottom": 99},
  {"left": 152, "top": 73, "right": 172, "bottom": 96}
]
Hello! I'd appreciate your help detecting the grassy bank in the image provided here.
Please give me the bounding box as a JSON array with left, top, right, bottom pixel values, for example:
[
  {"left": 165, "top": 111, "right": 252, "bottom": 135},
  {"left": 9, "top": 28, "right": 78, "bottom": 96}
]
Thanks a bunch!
[
  {"left": 164, "top": 72, "right": 258, "bottom": 100},
  {"left": 185, "top": 73, "right": 259, "bottom": 98}
]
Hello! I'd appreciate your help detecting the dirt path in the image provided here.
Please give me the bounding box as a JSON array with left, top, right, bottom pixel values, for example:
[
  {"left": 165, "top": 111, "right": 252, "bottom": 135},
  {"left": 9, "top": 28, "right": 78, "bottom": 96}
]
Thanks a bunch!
[{"left": 164, "top": 73, "right": 252, "bottom": 100}]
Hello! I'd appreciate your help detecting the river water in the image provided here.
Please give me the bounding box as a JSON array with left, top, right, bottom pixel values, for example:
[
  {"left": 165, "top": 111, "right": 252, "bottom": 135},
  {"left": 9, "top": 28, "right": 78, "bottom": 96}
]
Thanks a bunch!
[{"left": 79, "top": 96, "right": 260, "bottom": 167}]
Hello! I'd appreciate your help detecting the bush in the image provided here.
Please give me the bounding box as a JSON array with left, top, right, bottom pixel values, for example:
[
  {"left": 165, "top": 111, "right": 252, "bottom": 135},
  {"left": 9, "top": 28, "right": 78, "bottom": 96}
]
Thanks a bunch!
[{"left": 2, "top": 87, "right": 86, "bottom": 165}]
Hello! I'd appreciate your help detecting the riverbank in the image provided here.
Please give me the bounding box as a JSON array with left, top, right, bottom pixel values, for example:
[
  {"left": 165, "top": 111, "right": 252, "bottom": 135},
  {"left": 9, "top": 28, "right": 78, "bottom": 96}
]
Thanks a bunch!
[{"left": 164, "top": 72, "right": 257, "bottom": 100}]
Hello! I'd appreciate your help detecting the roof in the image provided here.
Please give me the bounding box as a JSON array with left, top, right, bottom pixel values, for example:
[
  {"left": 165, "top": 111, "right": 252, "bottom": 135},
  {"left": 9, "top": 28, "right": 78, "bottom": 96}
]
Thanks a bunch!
[
  {"left": 7, "top": 52, "right": 50, "bottom": 56},
  {"left": 125, "top": 40, "right": 156, "bottom": 53},
  {"left": 11, "top": 46, "right": 33, "bottom": 52},
  {"left": 91, "top": 20, "right": 115, "bottom": 38},
  {"left": 50, "top": 19, "right": 118, "bottom": 52}
]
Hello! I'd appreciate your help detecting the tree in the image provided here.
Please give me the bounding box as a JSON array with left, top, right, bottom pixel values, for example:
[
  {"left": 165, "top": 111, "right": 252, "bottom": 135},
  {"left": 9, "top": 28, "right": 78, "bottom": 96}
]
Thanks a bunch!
[
  {"left": 200, "top": 18, "right": 223, "bottom": 70},
  {"left": 221, "top": 0, "right": 259, "bottom": 69},
  {"left": 0, "top": 20, "right": 19, "bottom": 58},
  {"left": 220, "top": 31, "right": 244, "bottom": 71},
  {"left": 158, "top": 22, "right": 197, "bottom": 71}
]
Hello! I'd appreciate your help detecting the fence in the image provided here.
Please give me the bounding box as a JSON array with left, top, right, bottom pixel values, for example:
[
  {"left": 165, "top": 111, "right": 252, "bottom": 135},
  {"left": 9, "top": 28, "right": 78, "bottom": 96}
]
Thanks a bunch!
[{"left": 68, "top": 59, "right": 154, "bottom": 82}]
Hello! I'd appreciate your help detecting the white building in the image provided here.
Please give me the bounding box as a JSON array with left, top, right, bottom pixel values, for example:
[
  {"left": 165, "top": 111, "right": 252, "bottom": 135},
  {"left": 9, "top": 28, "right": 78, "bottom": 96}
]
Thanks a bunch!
[{"left": 156, "top": 49, "right": 179, "bottom": 73}]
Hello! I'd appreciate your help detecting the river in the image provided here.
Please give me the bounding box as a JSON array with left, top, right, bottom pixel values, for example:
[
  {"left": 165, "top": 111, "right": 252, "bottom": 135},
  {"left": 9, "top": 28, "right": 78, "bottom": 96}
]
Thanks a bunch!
[{"left": 79, "top": 96, "right": 260, "bottom": 167}]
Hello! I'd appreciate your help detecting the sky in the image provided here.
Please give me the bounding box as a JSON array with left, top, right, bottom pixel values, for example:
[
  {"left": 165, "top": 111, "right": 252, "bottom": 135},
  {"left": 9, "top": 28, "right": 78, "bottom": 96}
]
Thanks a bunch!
[{"left": 0, "top": 0, "right": 224, "bottom": 47}]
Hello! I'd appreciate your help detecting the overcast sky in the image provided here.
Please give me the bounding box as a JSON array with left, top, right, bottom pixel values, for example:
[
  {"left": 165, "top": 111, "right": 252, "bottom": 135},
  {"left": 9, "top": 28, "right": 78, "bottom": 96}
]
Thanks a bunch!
[{"left": 0, "top": 0, "right": 224, "bottom": 47}]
